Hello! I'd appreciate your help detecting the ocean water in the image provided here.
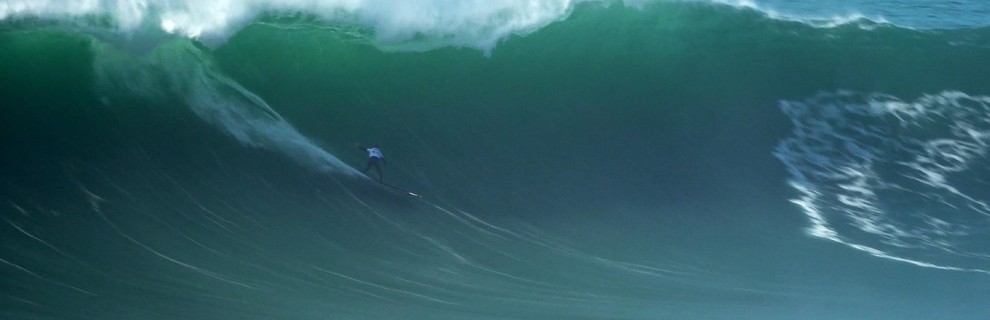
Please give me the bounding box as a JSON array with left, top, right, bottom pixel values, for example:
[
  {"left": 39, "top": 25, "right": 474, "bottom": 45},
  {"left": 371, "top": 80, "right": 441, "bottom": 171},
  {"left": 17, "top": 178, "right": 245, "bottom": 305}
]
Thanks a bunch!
[{"left": 2, "top": 0, "right": 990, "bottom": 319}]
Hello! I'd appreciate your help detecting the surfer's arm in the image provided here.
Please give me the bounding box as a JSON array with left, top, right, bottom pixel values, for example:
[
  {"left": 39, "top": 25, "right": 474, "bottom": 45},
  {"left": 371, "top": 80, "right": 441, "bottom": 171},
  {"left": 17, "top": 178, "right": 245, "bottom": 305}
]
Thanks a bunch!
[{"left": 355, "top": 143, "right": 366, "bottom": 151}]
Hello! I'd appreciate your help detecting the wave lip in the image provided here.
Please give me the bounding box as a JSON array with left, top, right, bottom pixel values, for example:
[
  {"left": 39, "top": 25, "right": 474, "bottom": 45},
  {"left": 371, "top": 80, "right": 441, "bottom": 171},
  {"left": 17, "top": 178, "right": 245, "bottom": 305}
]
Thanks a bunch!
[
  {"left": 5, "top": 0, "right": 984, "bottom": 53},
  {"left": 1, "top": 0, "right": 585, "bottom": 51}
]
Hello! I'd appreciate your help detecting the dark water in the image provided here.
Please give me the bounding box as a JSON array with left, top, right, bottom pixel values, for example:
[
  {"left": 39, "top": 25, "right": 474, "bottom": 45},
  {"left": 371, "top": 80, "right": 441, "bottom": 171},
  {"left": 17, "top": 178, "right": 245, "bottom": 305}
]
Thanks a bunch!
[{"left": 2, "top": 1, "right": 990, "bottom": 319}]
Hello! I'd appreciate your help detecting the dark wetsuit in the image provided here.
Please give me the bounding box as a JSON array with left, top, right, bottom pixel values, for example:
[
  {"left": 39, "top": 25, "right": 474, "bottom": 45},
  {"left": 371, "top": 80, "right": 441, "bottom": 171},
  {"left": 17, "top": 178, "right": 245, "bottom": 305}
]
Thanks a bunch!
[{"left": 357, "top": 145, "right": 385, "bottom": 182}]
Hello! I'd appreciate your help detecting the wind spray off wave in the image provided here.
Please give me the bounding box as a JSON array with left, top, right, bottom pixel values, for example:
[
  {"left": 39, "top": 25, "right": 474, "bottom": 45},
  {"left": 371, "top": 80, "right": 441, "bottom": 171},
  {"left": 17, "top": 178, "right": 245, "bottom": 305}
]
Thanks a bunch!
[{"left": 92, "top": 39, "right": 360, "bottom": 175}]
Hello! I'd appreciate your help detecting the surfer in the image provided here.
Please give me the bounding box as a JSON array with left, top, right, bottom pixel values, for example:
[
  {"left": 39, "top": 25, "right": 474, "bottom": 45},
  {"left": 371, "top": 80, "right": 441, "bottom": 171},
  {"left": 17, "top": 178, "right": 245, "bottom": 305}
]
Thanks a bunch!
[{"left": 355, "top": 143, "right": 385, "bottom": 182}]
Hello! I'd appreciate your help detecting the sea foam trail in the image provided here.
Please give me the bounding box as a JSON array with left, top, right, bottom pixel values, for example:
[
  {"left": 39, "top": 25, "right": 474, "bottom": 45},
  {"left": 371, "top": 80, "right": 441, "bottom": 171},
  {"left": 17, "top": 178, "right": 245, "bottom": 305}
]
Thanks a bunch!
[{"left": 92, "top": 39, "right": 360, "bottom": 175}]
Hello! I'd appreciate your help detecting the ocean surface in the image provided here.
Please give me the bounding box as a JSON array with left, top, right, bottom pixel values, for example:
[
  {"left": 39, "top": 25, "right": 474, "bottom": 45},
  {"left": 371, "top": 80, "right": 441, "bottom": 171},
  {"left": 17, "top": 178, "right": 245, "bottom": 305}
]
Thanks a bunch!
[{"left": 2, "top": 0, "right": 990, "bottom": 319}]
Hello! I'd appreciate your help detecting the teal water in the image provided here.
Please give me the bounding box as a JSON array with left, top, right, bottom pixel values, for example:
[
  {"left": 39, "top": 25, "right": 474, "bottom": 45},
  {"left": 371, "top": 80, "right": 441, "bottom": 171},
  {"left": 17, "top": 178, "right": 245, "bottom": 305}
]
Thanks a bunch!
[{"left": 3, "top": 1, "right": 990, "bottom": 319}]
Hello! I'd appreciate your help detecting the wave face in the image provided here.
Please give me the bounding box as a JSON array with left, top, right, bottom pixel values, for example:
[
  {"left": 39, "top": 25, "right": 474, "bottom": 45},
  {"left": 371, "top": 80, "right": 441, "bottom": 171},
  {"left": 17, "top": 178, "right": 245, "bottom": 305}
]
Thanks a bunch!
[{"left": 3, "top": 1, "right": 990, "bottom": 319}]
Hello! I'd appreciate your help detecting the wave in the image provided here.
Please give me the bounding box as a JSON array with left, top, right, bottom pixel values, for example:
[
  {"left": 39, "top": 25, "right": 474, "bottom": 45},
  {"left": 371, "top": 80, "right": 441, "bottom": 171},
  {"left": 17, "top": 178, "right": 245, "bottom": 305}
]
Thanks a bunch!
[{"left": 4, "top": 1, "right": 990, "bottom": 317}]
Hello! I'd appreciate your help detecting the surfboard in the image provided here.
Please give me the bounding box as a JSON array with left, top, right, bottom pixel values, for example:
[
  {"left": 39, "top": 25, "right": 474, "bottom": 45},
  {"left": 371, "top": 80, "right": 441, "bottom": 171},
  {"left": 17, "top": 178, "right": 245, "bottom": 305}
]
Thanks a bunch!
[{"left": 375, "top": 181, "right": 421, "bottom": 198}]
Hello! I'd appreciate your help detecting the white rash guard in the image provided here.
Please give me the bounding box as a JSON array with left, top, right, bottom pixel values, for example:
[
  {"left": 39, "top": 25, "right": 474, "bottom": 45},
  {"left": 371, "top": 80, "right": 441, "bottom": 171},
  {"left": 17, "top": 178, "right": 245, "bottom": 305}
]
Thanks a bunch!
[{"left": 367, "top": 148, "right": 384, "bottom": 159}]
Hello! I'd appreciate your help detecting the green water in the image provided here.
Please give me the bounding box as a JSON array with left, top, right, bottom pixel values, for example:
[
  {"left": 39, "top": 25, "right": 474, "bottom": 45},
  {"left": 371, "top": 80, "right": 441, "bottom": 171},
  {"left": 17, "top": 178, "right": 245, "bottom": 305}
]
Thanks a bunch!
[{"left": 2, "top": 2, "right": 990, "bottom": 319}]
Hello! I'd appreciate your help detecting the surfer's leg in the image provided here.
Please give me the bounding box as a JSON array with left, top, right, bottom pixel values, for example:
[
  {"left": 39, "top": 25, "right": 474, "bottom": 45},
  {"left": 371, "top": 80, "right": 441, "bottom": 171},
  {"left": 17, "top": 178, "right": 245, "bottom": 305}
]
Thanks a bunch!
[
  {"left": 361, "top": 158, "right": 375, "bottom": 174},
  {"left": 374, "top": 162, "right": 383, "bottom": 182}
]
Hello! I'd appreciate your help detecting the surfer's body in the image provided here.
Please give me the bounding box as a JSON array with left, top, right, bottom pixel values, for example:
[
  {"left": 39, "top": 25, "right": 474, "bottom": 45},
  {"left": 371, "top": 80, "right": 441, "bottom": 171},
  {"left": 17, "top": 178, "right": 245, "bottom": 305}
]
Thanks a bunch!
[{"left": 356, "top": 143, "right": 385, "bottom": 182}]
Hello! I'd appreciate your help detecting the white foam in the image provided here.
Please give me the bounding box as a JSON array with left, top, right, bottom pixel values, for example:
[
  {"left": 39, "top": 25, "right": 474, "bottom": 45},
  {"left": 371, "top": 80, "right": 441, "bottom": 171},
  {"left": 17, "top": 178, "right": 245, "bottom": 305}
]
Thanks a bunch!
[
  {"left": 776, "top": 91, "right": 990, "bottom": 272},
  {"left": 702, "top": 0, "right": 897, "bottom": 31},
  {"left": 0, "top": 0, "right": 596, "bottom": 51}
]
